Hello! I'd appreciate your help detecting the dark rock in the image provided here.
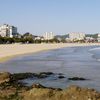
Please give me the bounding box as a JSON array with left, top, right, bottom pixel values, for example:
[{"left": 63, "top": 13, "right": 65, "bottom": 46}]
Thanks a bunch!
[
  {"left": 39, "top": 72, "right": 53, "bottom": 75},
  {"left": 68, "top": 77, "right": 87, "bottom": 81},
  {"left": 34, "top": 72, "right": 54, "bottom": 78},
  {"left": 58, "top": 75, "right": 65, "bottom": 79},
  {"left": 34, "top": 73, "right": 48, "bottom": 78},
  {"left": 11, "top": 72, "right": 54, "bottom": 81},
  {"left": 12, "top": 73, "right": 34, "bottom": 81}
]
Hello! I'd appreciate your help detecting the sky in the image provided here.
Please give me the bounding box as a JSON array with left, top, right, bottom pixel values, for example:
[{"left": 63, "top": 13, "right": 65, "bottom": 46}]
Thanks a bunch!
[{"left": 0, "top": 0, "right": 100, "bottom": 35}]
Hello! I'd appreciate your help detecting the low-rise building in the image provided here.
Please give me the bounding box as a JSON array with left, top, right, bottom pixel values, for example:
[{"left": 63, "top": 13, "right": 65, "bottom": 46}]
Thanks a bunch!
[
  {"left": 69, "top": 32, "right": 85, "bottom": 41},
  {"left": 34, "top": 36, "right": 41, "bottom": 40}
]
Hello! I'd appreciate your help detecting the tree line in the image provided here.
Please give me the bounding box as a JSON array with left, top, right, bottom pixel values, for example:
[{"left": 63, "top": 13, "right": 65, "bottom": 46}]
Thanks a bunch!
[{"left": 0, "top": 36, "right": 60, "bottom": 44}]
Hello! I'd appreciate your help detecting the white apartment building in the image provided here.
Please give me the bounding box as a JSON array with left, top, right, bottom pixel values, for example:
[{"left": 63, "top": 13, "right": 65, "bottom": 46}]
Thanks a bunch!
[
  {"left": 69, "top": 32, "right": 85, "bottom": 41},
  {"left": 98, "top": 33, "right": 100, "bottom": 42},
  {"left": 43, "top": 32, "right": 54, "bottom": 40},
  {"left": 0, "top": 24, "right": 17, "bottom": 38}
]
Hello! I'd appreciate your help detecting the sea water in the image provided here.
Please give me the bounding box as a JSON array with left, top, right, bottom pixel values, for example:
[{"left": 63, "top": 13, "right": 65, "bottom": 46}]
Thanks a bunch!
[{"left": 0, "top": 46, "right": 100, "bottom": 91}]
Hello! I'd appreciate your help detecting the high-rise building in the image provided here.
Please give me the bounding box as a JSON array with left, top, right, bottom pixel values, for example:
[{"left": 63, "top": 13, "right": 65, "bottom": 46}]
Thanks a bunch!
[
  {"left": 69, "top": 32, "right": 85, "bottom": 41},
  {"left": 43, "top": 32, "right": 54, "bottom": 40},
  {"left": 0, "top": 24, "right": 18, "bottom": 38}
]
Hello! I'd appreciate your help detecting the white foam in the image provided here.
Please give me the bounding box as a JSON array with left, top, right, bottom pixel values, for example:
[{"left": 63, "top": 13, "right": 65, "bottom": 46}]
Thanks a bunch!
[
  {"left": 89, "top": 47, "right": 100, "bottom": 51},
  {"left": 97, "top": 59, "right": 100, "bottom": 62}
]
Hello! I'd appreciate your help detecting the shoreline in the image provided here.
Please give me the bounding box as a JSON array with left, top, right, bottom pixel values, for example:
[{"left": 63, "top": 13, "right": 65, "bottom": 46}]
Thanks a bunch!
[
  {"left": 0, "top": 44, "right": 100, "bottom": 99},
  {"left": 0, "top": 43, "right": 100, "bottom": 63}
]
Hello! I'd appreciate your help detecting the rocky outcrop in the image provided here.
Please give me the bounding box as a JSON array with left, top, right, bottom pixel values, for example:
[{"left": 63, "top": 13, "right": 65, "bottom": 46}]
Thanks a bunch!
[
  {"left": 64, "top": 85, "right": 100, "bottom": 100},
  {"left": 68, "top": 77, "right": 87, "bottom": 81},
  {"left": 0, "top": 72, "right": 11, "bottom": 84},
  {"left": 58, "top": 75, "right": 65, "bottom": 79},
  {"left": 12, "top": 72, "right": 54, "bottom": 81},
  {"left": 0, "top": 72, "right": 100, "bottom": 100},
  {"left": 23, "top": 85, "right": 100, "bottom": 100},
  {"left": 33, "top": 72, "right": 54, "bottom": 78}
]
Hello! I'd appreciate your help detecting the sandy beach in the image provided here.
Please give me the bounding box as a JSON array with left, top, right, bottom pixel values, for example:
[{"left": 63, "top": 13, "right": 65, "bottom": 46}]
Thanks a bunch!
[{"left": 0, "top": 43, "right": 100, "bottom": 62}]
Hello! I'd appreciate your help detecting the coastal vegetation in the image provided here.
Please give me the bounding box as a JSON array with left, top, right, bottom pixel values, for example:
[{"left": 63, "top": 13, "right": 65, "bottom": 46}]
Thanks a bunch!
[
  {"left": 0, "top": 32, "right": 99, "bottom": 44},
  {"left": 0, "top": 36, "right": 60, "bottom": 44}
]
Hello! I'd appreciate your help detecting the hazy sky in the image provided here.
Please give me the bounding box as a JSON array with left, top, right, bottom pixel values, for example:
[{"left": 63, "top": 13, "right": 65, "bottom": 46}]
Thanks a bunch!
[{"left": 0, "top": 0, "right": 100, "bottom": 35}]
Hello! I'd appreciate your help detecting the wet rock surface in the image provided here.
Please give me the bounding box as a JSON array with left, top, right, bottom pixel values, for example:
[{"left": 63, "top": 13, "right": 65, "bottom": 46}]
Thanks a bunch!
[
  {"left": 58, "top": 75, "right": 65, "bottom": 79},
  {"left": 68, "top": 77, "right": 87, "bottom": 81},
  {"left": 33, "top": 72, "right": 54, "bottom": 78},
  {"left": 12, "top": 72, "right": 54, "bottom": 81}
]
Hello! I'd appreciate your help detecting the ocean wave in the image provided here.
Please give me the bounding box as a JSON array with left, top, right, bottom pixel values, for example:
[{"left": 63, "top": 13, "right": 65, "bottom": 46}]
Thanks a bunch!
[
  {"left": 89, "top": 47, "right": 100, "bottom": 52},
  {"left": 97, "top": 59, "right": 100, "bottom": 61},
  {"left": 89, "top": 47, "right": 100, "bottom": 62}
]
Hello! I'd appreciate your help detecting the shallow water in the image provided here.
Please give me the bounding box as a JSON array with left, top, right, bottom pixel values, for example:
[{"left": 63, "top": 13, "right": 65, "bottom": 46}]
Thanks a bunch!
[{"left": 0, "top": 46, "right": 100, "bottom": 91}]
